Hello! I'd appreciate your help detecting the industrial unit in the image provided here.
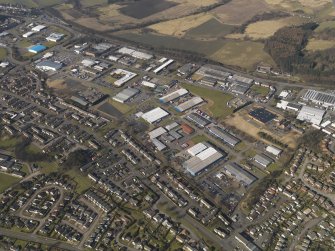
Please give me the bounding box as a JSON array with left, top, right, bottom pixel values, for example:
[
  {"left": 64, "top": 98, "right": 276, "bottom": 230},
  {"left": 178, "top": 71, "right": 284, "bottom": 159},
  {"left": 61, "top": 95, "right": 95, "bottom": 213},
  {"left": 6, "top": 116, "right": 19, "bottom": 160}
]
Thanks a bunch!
[
  {"left": 36, "top": 60, "right": 62, "bottom": 71},
  {"left": 141, "top": 107, "right": 169, "bottom": 124},
  {"left": 174, "top": 97, "right": 203, "bottom": 112},
  {"left": 113, "top": 88, "right": 139, "bottom": 103},
  {"left": 221, "top": 163, "right": 257, "bottom": 187},
  {"left": 184, "top": 142, "right": 225, "bottom": 176},
  {"left": 111, "top": 69, "right": 137, "bottom": 87},
  {"left": 159, "top": 88, "right": 188, "bottom": 103},
  {"left": 297, "top": 105, "right": 325, "bottom": 126},
  {"left": 207, "top": 125, "right": 240, "bottom": 147},
  {"left": 303, "top": 89, "right": 335, "bottom": 108},
  {"left": 28, "top": 44, "right": 47, "bottom": 54}
]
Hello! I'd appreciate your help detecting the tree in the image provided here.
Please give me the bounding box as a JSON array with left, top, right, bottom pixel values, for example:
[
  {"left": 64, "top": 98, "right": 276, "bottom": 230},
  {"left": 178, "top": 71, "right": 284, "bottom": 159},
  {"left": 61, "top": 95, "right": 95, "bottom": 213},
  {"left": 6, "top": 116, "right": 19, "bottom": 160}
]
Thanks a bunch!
[{"left": 62, "top": 149, "right": 91, "bottom": 170}]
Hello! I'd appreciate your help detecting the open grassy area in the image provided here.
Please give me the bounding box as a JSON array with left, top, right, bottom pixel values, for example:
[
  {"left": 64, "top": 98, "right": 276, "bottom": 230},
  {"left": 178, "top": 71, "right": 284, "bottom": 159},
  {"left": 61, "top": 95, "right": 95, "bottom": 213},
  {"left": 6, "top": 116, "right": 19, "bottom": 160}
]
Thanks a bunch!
[
  {"left": 25, "top": 143, "right": 42, "bottom": 155},
  {"left": 182, "top": 83, "right": 234, "bottom": 120},
  {"left": 186, "top": 18, "right": 235, "bottom": 38},
  {"left": 109, "top": 99, "right": 134, "bottom": 114},
  {"left": 17, "top": 39, "right": 33, "bottom": 49},
  {"left": 306, "top": 39, "right": 335, "bottom": 51},
  {"left": 251, "top": 85, "right": 269, "bottom": 96},
  {"left": 65, "top": 169, "right": 93, "bottom": 194},
  {"left": 0, "top": 173, "right": 20, "bottom": 193},
  {"left": 191, "top": 134, "right": 211, "bottom": 144},
  {"left": 37, "top": 161, "right": 59, "bottom": 174},
  {"left": 0, "top": 48, "right": 7, "bottom": 60},
  {"left": 0, "top": 135, "right": 22, "bottom": 151},
  {"left": 210, "top": 40, "right": 275, "bottom": 70}
]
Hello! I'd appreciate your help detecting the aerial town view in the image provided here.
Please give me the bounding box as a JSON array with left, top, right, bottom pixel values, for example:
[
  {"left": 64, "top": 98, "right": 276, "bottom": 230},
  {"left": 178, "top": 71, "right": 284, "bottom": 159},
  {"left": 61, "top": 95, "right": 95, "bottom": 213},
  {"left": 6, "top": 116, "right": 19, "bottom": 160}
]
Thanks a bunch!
[{"left": 0, "top": 0, "right": 335, "bottom": 251}]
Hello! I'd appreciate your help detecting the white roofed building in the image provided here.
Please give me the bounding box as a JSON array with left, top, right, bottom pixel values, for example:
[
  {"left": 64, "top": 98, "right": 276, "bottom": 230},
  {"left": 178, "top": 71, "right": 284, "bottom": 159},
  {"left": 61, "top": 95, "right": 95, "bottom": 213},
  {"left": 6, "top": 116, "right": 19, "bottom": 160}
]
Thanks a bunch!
[
  {"left": 297, "top": 106, "right": 325, "bottom": 125},
  {"left": 141, "top": 107, "right": 169, "bottom": 124}
]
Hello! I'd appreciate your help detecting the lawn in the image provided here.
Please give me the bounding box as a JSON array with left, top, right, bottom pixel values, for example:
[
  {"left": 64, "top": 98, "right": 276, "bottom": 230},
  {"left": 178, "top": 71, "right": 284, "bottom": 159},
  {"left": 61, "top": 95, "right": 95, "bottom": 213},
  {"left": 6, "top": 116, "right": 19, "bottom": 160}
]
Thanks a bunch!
[
  {"left": 251, "top": 85, "right": 269, "bottom": 96},
  {"left": 181, "top": 83, "right": 234, "bottom": 120},
  {"left": 17, "top": 39, "right": 33, "bottom": 48},
  {"left": 65, "top": 169, "right": 93, "bottom": 194},
  {"left": 0, "top": 135, "right": 22, "bottom": 151},
  {"left": 191, "top": 134, "right": 211, "bottom": 144},
  {"left": 0, "top": 173, "right": 20, "bottom": 192},
  {"left": 25, "top": 143, "right": 42, "bottom": 155},
  {"left": 37, "top": 161, "right": 59, "bottom": 174},
  {"left": 0, "top": 48, "right": 7, "bottom": 60},
  {"left": 109, "top": 99, "right": 134, "bottom": 114}
]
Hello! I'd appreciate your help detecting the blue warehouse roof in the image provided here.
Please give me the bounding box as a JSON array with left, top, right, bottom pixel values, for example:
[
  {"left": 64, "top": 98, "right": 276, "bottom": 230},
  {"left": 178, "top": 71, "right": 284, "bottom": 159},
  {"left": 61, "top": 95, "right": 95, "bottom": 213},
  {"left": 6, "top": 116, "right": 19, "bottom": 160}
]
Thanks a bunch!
[{"left": 29, "top": 44, "right": 47, "bottom": 52}]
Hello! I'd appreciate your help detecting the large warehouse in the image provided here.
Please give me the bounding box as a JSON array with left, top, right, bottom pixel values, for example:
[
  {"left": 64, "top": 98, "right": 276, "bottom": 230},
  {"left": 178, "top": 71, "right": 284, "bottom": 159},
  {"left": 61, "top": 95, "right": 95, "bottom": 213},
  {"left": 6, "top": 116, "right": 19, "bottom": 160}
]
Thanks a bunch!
[
  {"left": 36, "top": 60, "right": 62, "bottom": 71},
  {"left": 221, "top": 163, "right": 257, "bottom": 187},
  {"left": 141, "top": 107, "right": 169, "bottom": 124},
  {"left": 159, "top": 88, "right": 188, "bottom": 103},
  {"left": 113, "top": 88, "right": 139, "bottom": 103},
  {"left": 174, "top": 97, "right": 203, "bottom": 112},
  {"left": 111, "top": 69, "right": 137, "bottom": 87},
  {"left": 303, "top": 89, "right": 335, "bottom": 108},
  {"left": 184, "top": 142, "right": 225, "bottom": 176},
  {"left": 28, "top": 44, "right": 47, "bottom": 54},
  {"left": 207, "top": 125, "right": 240, "bottom": 147},
  {"left": 297, "top": 105, "right": 325, "bottom": 125}
]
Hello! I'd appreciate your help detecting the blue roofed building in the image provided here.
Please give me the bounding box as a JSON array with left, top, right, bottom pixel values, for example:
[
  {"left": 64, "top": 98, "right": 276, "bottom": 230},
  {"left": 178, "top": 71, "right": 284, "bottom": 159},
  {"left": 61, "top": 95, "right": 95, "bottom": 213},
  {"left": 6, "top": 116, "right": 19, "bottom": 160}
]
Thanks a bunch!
[{"left": 28, "top": 44, "right": 47, "bottom": 54}]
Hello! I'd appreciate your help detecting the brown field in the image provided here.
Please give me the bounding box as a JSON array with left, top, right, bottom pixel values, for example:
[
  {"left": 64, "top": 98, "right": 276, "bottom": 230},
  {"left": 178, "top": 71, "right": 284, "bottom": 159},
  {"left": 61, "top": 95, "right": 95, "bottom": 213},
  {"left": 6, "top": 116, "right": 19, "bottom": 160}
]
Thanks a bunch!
[
  {"left": 149, "top": 13, "right": 213, "bottom": 37},
  {"left": 225, "top": 110, "right": 299, "bottom": 148},
  {"left": 244, "top": 16, "right": 306, "bottom": 39},
  {"left": 305, "top": 38, "right": 335, "bottom": 51},
  {"left": 211, "top": 0, "right": 272, "bottom": 25},
  {"left": 210, "top": 41, "right": 275, "bottom": 70}
]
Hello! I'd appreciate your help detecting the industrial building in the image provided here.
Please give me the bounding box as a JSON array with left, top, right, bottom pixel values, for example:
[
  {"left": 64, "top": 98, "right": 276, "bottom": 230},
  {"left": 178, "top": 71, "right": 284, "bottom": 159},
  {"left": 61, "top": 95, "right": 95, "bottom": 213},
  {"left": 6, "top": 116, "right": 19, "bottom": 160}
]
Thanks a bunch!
[
  {"left": 303, "top": 89, "right": 335, "bottom": 108},
  {"left": 141, "top": 81, "right": 156, "bottom": 89},
  {"left": 230, "top": 81, "right": 252, "bottom": 95},
  {"left": 159, "top": 88, "right": 188, "bottom": 103},
  {"left": 297, "top": 105, "right": 325, "bottom": 125},
  {"left": 149, "top": 127, "right": 167, "bottom": 139},
  {"left": 141, "top": 107, "right": 169, "bottom": 124},
  {"left": 22, "top": 31, "right": 34, "bottom": 38},
  {"left": 249, "top": 108, "right": 276, "bottom": 124},
  {"left": 32, "top": 24, "right": 46, "bottom": 32},
  {"left": 254, "top": 154, "right": 274, "bottom": 168},
  {"left": 110, "top": 69, "right": 137, "bottom": 87},
  {"left": 36, "top": 60, "right": 63, "bottom": 71},
  {"left": 207, "top": 125, "right": 240, "bottom": 147},
  {"left": 221, "top": 163, "right": 257, "bottom": 187},
  {"left": 195, "top": 64, "right": 231, "bottom": 82},
  {"left": 178, "top": 63, "right": 199, "bottom": 76},
  {"left": 113, "top": 88, "right": 139, "bottom": 103},
  {"left": 266, "top": 145, "right": 282, "bottom": 158},
  {"left": 184, "top": 142, "right": 225, "bottom": 176},
  {"left": 153, "top": 59, "right": 174, "bottom": 74},
  {"left": 28, "top": 44, "right": 47, "bottom": 54},
  {"left": 186, "top": 113, "right": 210, "bottom": 128},
  {"left": 152, "top": 138, "right": 166, "bottom": 151},
  {"left": 174, "top": 97, "right": 203, "bottom": 112},
  {"left": 230, "top": 74, "right": 254, "bottom": 85},
  {"left": 46, "top": 33, "right": 64, "bottom": 42},
  {"left": 117, "top": 47, "right": 153, "bottom": 60}
]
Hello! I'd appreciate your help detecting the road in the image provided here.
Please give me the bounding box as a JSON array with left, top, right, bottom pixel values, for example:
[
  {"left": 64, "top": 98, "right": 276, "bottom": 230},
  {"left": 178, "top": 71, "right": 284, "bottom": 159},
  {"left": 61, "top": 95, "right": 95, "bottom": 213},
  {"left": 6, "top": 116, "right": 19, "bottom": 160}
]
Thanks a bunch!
[
  {"left": 288, "top": 217, "right": 322, "bottom": 251},
  {"left": 0, "top": 227, "right": 81, "bottom": 251}
]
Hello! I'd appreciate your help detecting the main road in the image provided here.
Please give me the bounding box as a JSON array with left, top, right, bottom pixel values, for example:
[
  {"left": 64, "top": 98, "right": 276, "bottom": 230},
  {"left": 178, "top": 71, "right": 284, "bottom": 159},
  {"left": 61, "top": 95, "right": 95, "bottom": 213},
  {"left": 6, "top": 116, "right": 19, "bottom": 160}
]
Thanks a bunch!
[{"left": 0, "top": 227, "right": 81, "bottom": 251}]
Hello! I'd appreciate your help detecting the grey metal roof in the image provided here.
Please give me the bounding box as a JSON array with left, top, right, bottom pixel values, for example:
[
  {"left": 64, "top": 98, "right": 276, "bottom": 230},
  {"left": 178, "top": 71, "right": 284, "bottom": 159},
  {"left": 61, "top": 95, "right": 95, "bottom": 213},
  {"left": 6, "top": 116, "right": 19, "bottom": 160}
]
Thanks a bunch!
[{"left": 223, "top": 163, "right": 257, "bottom": 186}]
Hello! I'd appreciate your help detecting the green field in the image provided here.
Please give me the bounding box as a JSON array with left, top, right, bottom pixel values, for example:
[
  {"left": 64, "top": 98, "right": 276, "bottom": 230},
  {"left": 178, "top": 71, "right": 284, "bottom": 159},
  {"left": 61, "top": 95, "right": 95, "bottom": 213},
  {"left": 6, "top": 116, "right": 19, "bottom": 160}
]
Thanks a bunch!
[
  {"left": 37, "top": 161, "right": 59, "bottom": 174},
  {"left": 315, "top": 21, "right": 335, "bottom": 32},
  {"left": 65, "top": 169, "right": 93, "bottom": 194},
  {"left": 210, "top": 40, "right": 275, "bottom": 70},
  {"left": 109, "top": 99, "right": 134, "bottom": 114},
  {"left": 0, "top": 48, "right": 7, "bottom": 60},
  {"left": 0, "top": 135, "right": 22, "bottom": 151},
  {"left": 251, "top": 85, "right": 269, "bottom": 96},
  {"left": 115, "top": 32, "right": 225, "bottom": 56},
  {"left": 0, "top": 173, "right": 20, "bottom": 193},
  {"left": 191, "top": 134, "right": 211, "bottom": 144},
  {"left": 182, "top": 83, "right": 234, "bottom": 120},
  {"left": 0, "top": 0, "right": 64, "bottom": 7}
]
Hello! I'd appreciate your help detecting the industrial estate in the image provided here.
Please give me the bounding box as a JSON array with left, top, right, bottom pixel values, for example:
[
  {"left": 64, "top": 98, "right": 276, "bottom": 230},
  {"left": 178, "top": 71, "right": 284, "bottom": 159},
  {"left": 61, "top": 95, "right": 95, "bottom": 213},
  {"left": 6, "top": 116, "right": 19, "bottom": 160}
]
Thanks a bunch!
[{"left": 0, "top": 2, "right": 334, "bottom": 251}]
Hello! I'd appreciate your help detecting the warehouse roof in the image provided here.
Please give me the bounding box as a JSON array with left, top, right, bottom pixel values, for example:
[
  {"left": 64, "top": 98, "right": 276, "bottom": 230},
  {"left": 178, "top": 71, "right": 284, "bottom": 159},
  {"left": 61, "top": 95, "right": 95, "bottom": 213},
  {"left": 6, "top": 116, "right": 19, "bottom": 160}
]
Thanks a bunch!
[
  {"left": 207, "top": 125, "right": 240, "bottom": 147},
  {"left": 36, "top": 60, "right": 62, "bottom": 71},
  {"left": 159, "top": 88, "right": 188, "bottom": 103},
  {"left": 297, "top": 105, "right": 325, "bottom": 125},
  {"left": 222, "top": 163, "right": 257, "bottom": 186},
  {"left": 175, "top": 97, "right": 203, "bottom": 112},
  {"left": 141, "top": 107, "right": 169, "bottom": 124},
  {"left": 149, "top": 127, "right": 167, "bottom": 139},
  {"left": 186, "top": 113, "right": 210, "bottom": 127},
  {"left": 184, "top": 142, "right": 225, "bottom": 176},
  {"left": 266, "top": 145, "right": 282, "bottom": 157},
  {"left": 254, "top": 154, "right": 274, "bottom": 168},
  {"left": 113, "top": 88, "right": 139, "bottom": 103},
  {"left": 29, "top": 44, "right": 46, "bottom": 53}
]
